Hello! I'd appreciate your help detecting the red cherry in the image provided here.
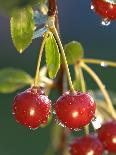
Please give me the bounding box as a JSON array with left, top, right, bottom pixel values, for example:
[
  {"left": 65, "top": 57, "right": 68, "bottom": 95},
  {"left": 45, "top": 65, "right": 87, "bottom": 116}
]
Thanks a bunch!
[
  {"left": 98, "top": 120, "right": 116, "bottom": 153},
  {"left": 92, "top": 0, "right": 116, "bottom": 20},
  {"left": 69, "top": 135, "right": 103, "bottom": 155},
  {"left": 12, "top": 87, "right": 51, "bottom": 129},
  {"left": 54, "top": 91, "right": 96, "bottom": 130}
]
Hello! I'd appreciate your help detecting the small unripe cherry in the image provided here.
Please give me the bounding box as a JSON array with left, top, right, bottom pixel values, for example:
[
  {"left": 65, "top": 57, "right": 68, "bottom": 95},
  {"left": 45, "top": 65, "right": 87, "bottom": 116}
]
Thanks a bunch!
[
  {"left": 54, "top": 91, "right": 96, "bottom": 130},
  {"left": 69, "top": 135, "right": 103, "bottom": 155},
  {"left": 98, "top": 120, "right": 116, "bottom": 153},
  {"left": 12, "top": 87, "right": 51, "bottom": 130}
]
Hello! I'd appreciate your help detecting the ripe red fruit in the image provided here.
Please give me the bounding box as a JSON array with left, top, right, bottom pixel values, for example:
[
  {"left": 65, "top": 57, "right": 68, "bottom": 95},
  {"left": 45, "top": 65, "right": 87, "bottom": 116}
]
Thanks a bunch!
[
  {"left": 54, "top": 91, "right": 96, "bottom": 130},
  {"left": 92, "top": 0, "right": 116, "bottom": 20},
  {"left": 12, "top": 87, "right": 51, "bottom": 129},
  {"left": 69, "top": 135, "right": 103, "bottom": 155},
  {"left": 98, "top": 120, "right": 116, "bottom": 153}
]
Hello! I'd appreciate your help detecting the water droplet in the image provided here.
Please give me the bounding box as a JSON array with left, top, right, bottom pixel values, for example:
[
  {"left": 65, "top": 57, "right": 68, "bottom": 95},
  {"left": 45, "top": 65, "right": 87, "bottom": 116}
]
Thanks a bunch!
[
  {"left": 55, "top": 119, "right": 66, "bottom": 128},
  {"left": 92, "top": 116, "right": 96, "bottom": 121},
  {"left": 34, "top": 26, "right": 36, "bottom": 30},
  {"left": 104, "top": 150, "right": 109, "bottom": 155},
  {"left": 100, "top": 62, "right": 108, "bottom": 67},
  {"left": 19, "top": 49, "right": 23, "bottom": 53},
  {"left": 92, "top": 116, "right": 102, "bottom": 129},
  {"left": 31, "top": 127, "right": 38, "bottom": 130},
  {"left": 53, "top": 111, "right": 56, "bottom": 115},
  {"left": 58, "top": 122, "right": 65, "bottom": 128},
  {"left": 73, "top": 128, "right": 80, "bottom": 131},
  {"left": 105, "top": 0, "right": 116, "bottom": 4},
  {"left": 101, "top": 18, "right": 111, "bottom": 26},
  {"left": 91, "top": 4, "right": 94, "bottom": 10}
]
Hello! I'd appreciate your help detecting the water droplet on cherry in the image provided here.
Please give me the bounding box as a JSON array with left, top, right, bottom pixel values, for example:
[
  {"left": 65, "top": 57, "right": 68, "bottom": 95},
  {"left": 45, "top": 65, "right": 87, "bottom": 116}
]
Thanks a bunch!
[
  {"left": 91, "top": 4, "right": 95, "bottom": 10},
  {"left": 101, "top": 18, "right": 111, "bottom": 26}
]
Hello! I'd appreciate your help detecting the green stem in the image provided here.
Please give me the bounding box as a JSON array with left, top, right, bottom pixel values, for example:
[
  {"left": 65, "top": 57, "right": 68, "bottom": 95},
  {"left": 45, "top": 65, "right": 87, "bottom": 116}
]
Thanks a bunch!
[
  {"left": 81, "top": 62, "right": 116, "bottom": 119},
  {"left": 83, "top": 125, "right": 89, "bottom": 136},
  {"left": 79, "top": 68, "right": 86, "bottom": 92},
  {"left": 34, "top": 33, "right": 48, "bottom": 87},
  {"left": 50, "top": 25, "right": 75, "bottom": 92},
  {"left": 82, "top": 58, "right": 116, "bottom": 68}
]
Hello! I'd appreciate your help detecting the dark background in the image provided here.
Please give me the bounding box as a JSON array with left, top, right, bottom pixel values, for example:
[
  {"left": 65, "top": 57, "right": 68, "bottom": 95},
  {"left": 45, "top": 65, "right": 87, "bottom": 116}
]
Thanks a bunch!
[{"left": 0, "top": 0, "right": 116, "bottom": 155}]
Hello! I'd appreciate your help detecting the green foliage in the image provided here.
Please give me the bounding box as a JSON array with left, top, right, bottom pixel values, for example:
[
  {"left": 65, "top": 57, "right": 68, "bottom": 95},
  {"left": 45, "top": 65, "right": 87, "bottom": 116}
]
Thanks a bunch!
[
  {"left": 0, "top": 0, "right": 45, "bottom": 12},
  {"left": 64, "top": 41, "right": 84, "bottom": 65},
  {"left": 10, "top": 6, "right": 34, "bottom": 53},
  {"left": 0, "top": 68, "right": 33, "bottom": 93},
  {"left": 45, "top": 33, "right": 60, "bottom": 79}
]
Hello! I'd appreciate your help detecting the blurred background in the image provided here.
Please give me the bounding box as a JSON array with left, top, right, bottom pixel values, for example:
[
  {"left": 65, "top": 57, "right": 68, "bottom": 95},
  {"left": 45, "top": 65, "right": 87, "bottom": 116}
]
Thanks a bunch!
[{"left": 0, "top": 0, "right": 116, "bottom": 155}]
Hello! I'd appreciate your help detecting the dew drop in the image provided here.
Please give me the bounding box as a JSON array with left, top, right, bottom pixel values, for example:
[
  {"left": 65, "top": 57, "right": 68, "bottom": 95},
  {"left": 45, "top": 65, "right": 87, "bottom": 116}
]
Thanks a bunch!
[
  {"left": 100, "top": 62, "right": 108, "bottom": 67},
  {"left": 101, "top": 18, "right": 111, "bottom": 26},
  {"left": 73, "top": 128, "right": 80, "bottom": 131},
  {"left": 92, "top": 116, "right": 102, "bottom": 129},
  {"left": 31, "top": 127, "right": 38, "bottom": 130},
  {"left": 58, "top": 122, "right": 65, "bottom": 128},
  {"left": 90, "top": 4, "right": 94, "bottom": 10},
  {"left": 53, "top": 110, "right": 56, "bottom": 115},
  {"left": 55, "top": 119, "right": 65, "bottom": 128},
  {"left": 105, "top": 0, "right": 116, "bottom": 4},
  {"left": 92, "top": 116, "right": 96, "bottom": 122},
  {"left": 19, "top": 49, "right": 23, "bottom": 53},
  {"left": 104, "top": 150, "right": 109, "bottom": 155}
]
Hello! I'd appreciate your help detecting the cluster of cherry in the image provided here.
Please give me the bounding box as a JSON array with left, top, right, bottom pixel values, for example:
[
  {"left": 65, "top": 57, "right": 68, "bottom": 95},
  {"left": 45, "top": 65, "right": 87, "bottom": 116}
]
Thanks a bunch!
[
  {"left": 70, "top": 120, "right": 116, "bottom": 155},
  {"left": 11, "top": 0, "right": 116, "bottom": 154},
  {"left": 12, "top": 86, "right": 116, "bottom": 154}
]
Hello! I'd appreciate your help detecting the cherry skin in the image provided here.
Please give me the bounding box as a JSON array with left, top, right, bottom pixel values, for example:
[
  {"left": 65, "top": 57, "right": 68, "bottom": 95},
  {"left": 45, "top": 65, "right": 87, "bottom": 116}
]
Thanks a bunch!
[
  {"left": 92, "top": 0, "right": 116, "bottom": 20},
  {"left": 12, "top": 87, "right": 51, "bottom": 129},
  {"left": 98, "top": 120, "right": 116, "bottom": 153},
  {"left": 69, "top": 135, "right": 103, "bottom": 155},
  {"left": 54, "top": 91, "right": 96, "bottom": 130}
]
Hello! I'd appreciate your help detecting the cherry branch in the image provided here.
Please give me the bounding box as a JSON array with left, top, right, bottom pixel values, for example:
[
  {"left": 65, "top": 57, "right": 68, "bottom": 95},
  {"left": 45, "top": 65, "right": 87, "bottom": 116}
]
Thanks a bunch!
[{"left": 48, "top": 0, "right": 57, "bottom": 16}]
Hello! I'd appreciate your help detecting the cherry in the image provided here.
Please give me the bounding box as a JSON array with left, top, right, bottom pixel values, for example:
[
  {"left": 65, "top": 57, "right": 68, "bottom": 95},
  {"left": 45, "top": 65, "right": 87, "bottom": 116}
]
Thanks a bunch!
[
  {"left": 54, "top": 91, "right": 96, "bottom": 130},
  {"left": 69, "top": 135, "right": 103, "bottom": 155},
  {"left": 12, "top": 87, "right": 51, "bottom": 129},
  {"left": 98, "top": 120, "right": 116, "bottom": 153},
  {"left": 92, "top": 0, "right": 116, "bottom": 20}
]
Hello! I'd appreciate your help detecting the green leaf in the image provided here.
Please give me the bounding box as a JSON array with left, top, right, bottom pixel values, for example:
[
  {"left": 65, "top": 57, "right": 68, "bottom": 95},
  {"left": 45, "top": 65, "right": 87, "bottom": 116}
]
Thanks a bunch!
[
  {"left": 0, "top": 68, "right": 33, "bottom": 93},
  {"left": 11, "top": 6, "right": 34, "bottom": 53},
  {"left": 45, "top": 33, "right": 60, "bottom": 79},
  {"left": 64, "top": 41, "right": 84, "bottom": 64}
]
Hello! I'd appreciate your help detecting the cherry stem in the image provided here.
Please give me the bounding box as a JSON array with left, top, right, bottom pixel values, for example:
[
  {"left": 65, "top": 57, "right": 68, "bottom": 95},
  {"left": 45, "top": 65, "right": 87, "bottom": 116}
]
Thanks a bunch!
[
  {"left": 82, "top": 58, "right": 116, "bottom": 67},
  {"left": 79, "top": 67, "right": 86, "bottom": 92},
  {"left": 84, "top": 125, "right": 89, "bottom": 136},
  {"left": 50, "top": 25, "right": 75, "bottom": 93},
  {"left": 81, "top": 62, "right": 116, "bottom": 119},
  {"left": 34, "top": 33, "right": 48, "bottom": 87}
]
